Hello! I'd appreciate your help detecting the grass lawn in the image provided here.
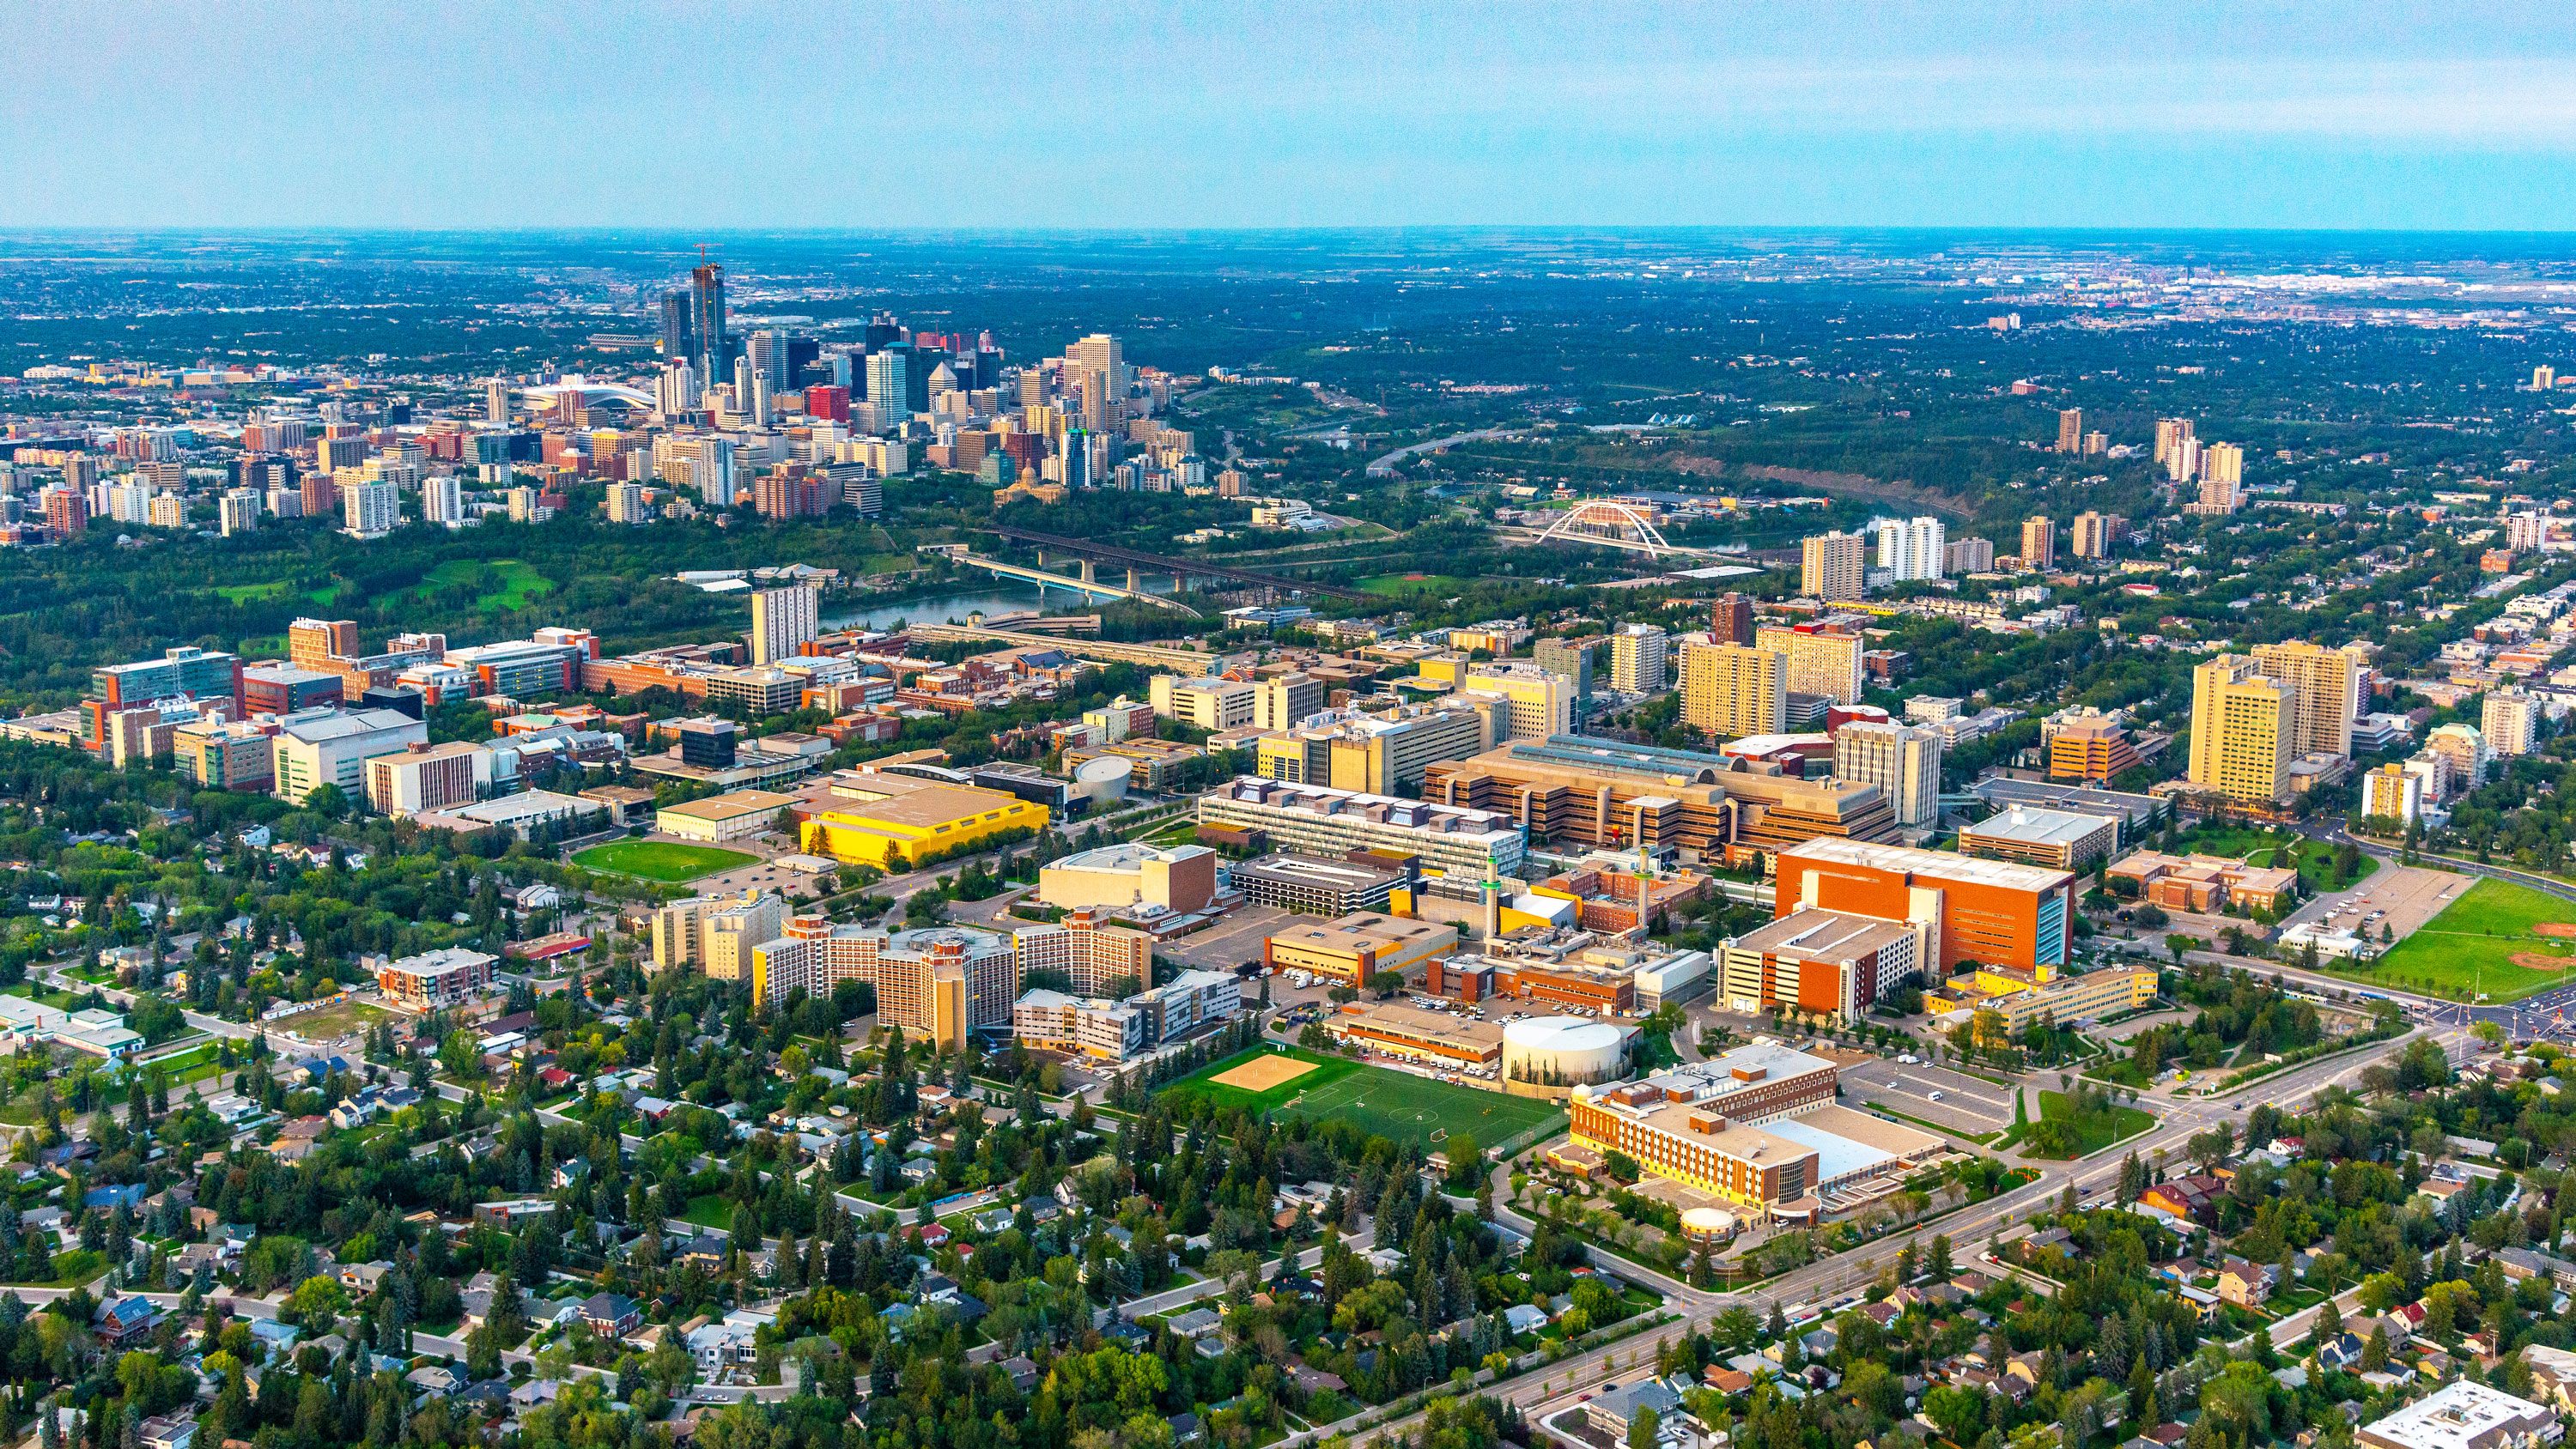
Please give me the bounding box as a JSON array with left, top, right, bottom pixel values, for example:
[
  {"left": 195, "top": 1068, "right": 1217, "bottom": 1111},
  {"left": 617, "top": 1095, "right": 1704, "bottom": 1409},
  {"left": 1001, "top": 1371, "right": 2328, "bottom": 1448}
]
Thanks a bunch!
[
  {"left": 216, "top": 580, "right": 293, "bottom": 603},
  {"left": 1359, "top": 573, "right": 1479, "bottom": 597},
  {"left": 1165, "top": 1045, "right": 1563, "bottom": 1155},
  {"left": 681, "top": 1194, "right": 735, "bottom": 1229},
  {"left": 2009, "top": 1090, "right": 2154, "bottom": 1158},
  {"left": 2348, "top": 876, "right": 2576, "bottom": 1003},
  {"left": 6, "top": 984, "right": 79, "bottom": 1011},
  {"left": 404, "top": 558, "right": 556, "bottom": 612},
  {"left": 574, "top": 840, "right": 762, "bottom": 883},
  {"left": 274, "top": 998, "right": 397, "bottom": 1041}
]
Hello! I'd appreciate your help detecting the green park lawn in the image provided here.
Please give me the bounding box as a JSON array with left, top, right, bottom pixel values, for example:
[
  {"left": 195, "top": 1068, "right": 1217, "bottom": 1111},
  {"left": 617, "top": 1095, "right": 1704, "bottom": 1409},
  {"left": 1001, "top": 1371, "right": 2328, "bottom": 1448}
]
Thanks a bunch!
[
  {"left": 573, "top": 840, "right": 760, "bottom": 883},
  {"left": 2175, "top": 824, "right": 2376, "bottom": 893},
  {"left": 1359, "top": 573, "right": 1479, "bottom": 597},
  {"left": 405, "top": 558, "right": 556, "bottom": 611},
  {"left": 2350, "top": 877, "right": 2576, "bottom": 1003},
  {"left": 276, "top": 998, "right": 398, "bottom": 1041},
  {"left": 1167, "top": 1045, "right": 1562, "bottom": 1155},
  {"left": 682, "top": 1194, "right": 736, "bottom": 1229}
]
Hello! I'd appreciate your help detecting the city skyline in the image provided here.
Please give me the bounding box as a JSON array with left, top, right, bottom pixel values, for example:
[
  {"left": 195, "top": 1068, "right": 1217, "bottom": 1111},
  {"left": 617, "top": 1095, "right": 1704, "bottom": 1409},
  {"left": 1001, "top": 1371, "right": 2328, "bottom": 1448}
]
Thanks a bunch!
[{"left": 9, "top": 3, "right": 2576, "bottom": 230}]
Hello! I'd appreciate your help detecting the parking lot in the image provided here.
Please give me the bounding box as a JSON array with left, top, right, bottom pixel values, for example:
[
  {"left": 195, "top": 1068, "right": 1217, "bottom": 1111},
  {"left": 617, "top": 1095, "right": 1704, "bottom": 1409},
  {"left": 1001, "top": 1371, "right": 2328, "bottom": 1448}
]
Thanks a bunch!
[
  {"left": 1152, "top": 904, "right": 1299, "bottom": 973},
  {"left": 2281, "top": 864, "right": 2466, "bottom": 943},
  {"left": 1838, "top": 1054, "right": 2019, "bottom": 1138}
]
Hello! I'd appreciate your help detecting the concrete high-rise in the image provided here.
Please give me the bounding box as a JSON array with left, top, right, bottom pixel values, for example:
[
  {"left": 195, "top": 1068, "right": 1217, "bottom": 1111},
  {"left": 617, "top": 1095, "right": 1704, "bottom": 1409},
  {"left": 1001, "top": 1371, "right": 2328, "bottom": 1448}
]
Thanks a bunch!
[
  {"left": 1871, "top": 516, "right": 1946, "bottom": 582},
  {"left": 1943, "top": 537, "right": 1995, "bottom": 574},
  {"left": 2188, "top": 655, "right": 2297, "bottom": 804},
  {"left": 342, "top": 480, "right": 398, "bottom": 539},
  {"left": 1756, "top": 624, "right": 1864, "bottom": 706},
  {"left": 1801, "top": 530, "right": 1868, "bottom": 601},
  {"left": 1251, "top": 672, "right": 1326, "bottom": 731},
  {"left": 1680, "top": 642, "right": 1786, "bottom": 739},
  {"left": 2020, "top": 516, "right": 2056, "bottom": 571},
  {"left": 690, "top": 264, "right": 729, "bottom": 390},
  {"left": 484, "top": 378, "right": 508, "bottom": 424},
  {"left": 2250, "top": 641, "right": 2360, "bottom": 760},
  {"left": 1832, "top": 721, "right": 1941, "bottom": 828},
  {"left": 1711, "top": 594, "right": 1754, "bottom": 646},
  {"left": 2056, "top": 409, "right": 2082, "bottom": 453},
  {"left": 2070, "top": 512, "right": 2122, "bottom": 560},
  {"left": 2484, "top": 689, "right": 2536, "bottom": 758},
  {"left": 423, "top": 476, "right": 464, "bottom": 528},
  {"left": 1608, "top": 624, "right": 1669, "bottom": 694},
  {"left": 1533, "top": 636, "right": 1596, "bottom": 700},
  {"left": 749, "top": 330, "right": 789, "bottom": 392},
  {"left": 659, "top": 292, "right": 693, "bottom": 363},
  {"left": 750, "top": 584, "right": 818, "bottom": 666},
  {"left": 2154, "top": 417, "right": 2194, "bottom": 469}
]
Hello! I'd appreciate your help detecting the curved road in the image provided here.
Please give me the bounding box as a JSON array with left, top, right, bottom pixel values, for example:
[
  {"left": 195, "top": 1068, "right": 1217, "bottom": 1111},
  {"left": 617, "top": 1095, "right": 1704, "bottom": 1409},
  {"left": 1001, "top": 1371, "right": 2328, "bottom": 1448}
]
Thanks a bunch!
[{"left": 1366, "top": 430, "right": 1521, "bottom": 477}]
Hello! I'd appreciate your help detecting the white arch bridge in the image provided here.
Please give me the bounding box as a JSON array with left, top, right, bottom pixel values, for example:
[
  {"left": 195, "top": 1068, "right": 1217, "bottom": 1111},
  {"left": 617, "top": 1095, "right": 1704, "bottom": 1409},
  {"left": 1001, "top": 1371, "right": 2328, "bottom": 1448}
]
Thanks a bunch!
[{"left": 1532, "top": 500, "right": 1695, "bottom": 559}]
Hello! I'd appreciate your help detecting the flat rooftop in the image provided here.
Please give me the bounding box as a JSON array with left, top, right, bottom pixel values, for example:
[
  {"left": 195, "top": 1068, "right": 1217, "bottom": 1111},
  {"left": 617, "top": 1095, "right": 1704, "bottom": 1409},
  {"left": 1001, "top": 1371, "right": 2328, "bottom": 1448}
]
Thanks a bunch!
[
  {"left": 1732, "top": 909, "right": 1918, "bottom": 963},
  {"left": 1339, "top": 1003, "right": 1506, "bottom": 1051},
  {"left": 2360, "top": 1382, "right": 2557, "bottom": 1449},
  {"left": 1969, "top": 776, "right": 2162, "bottom": 828},
  {"left": 1959, "top": 807, "right": 2114, "bottom": 848},
  {"left": 810, "top": 774, "right": 1031, "bottom": 831},
  {"left": 1777, "top": 836, "right": 2073, "bottom": 891},
  {"left": 659, "top": 789, "right": 796, "bottom": 820},
  {"left": 1268, "top": 912, "right": 1453, "bottom": 957},
  {"left": 1232, "top": 853, "right": 1410, "bottom": 888}
]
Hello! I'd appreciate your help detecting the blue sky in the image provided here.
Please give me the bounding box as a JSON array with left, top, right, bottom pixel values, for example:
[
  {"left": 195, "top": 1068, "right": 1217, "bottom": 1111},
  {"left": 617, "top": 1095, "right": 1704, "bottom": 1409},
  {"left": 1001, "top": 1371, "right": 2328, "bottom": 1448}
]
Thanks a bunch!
[{"left": 9, "top": 1, "right": 2576, "bottom": 230}]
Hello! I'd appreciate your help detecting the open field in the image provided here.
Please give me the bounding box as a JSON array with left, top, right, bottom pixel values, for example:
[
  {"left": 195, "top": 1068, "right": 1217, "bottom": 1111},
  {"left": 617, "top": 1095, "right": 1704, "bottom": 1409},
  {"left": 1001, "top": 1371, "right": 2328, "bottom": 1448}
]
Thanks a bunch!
[
  {"left": 573, "top": 840, "right": 761, "bottom": 883},
  {"left": 275, "top": 999, "right": 397, "bottom": 1041},
  {"left": 405, "top": 558, "right": 555, "bottom": 611},
  {"left": 1169, "top": 1044, "right": 1562, "bottom": 1153},
  {"left": 2342, "top": 877, "right": 2576, "bottom": 1002},
  {"left": 2178, "top": 824, "right": 2377, "bottom": 893},
  {"left": 1359, "top": 573, "right": 1479, "bottom": 597},
  {"left": 1210, "top": 1054, "right": 1322, "bottom": 1093}
]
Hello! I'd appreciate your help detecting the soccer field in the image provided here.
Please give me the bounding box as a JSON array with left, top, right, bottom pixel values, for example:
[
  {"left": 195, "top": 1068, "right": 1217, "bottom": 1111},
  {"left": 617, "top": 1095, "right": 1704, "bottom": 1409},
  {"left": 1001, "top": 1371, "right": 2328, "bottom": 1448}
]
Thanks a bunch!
[
  {"left": 1167, "top": 1045, "right": 1564, "bottom": 1154},
  {"left": 572, "top": 840, "right": 761, "bottom": 882}
]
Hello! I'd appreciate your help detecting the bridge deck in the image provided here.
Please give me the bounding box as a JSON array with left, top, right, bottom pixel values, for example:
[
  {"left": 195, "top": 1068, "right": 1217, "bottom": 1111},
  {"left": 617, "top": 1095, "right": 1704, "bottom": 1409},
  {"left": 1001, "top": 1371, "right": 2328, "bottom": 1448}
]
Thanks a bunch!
[{"left": 981, "top": 526, "right": 1376, "bottom": 602}]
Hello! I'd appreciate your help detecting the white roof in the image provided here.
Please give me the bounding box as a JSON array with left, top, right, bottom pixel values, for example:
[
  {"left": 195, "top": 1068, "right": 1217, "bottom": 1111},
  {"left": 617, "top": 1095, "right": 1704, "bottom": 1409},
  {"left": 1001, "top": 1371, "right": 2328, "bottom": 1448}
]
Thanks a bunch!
[
  {"left": 2360, "top": 1381, "right": 2556, "bottom": 1449},
  {"left": 1778, "top": 836, "right": 2073, "bottom": 891}
]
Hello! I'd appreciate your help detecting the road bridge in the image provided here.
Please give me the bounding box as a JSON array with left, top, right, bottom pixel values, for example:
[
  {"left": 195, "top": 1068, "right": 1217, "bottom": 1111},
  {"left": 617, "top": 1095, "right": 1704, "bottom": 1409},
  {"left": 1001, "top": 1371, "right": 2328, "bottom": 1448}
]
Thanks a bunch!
[
  {"left": 945, "top": 550, "right": 1202, "bottom": 615},
  {"left": 979, "top": 526, "right": 1376, "bottom": 602}
]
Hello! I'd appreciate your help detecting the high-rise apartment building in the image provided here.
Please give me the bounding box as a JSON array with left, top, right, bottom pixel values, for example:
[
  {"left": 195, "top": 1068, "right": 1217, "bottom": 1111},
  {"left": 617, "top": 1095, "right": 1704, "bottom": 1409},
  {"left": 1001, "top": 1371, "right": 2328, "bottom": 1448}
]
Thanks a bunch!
[
  {"left": 1680, "top": 642, "right": 1787, "bottom": 739},
  {"left": 1533, "top": 636, "right": 1597, "bottom": 700},
  {"left": 2535, "top": 366, "right": 2557, "bottom": 392},
  {"left": 2484, "top": 689, "right": 2536, "bottom": 758},
  {"left": 2363, "top": 762, "right": 2421, "bottom": 828},
  {"left": 1710, "top": 594, "right": 1754, "bottom": 646},
  {"left": 748, "top": 330, "right": 788, "bottom": 394},
  {"left": 2245, "top": 641, "right": 2359, "bottom": 761},
  {"left": 2020, "top": 515, "right": 2055, "bottom": 571},
  {"left": 1832, "top": 721, "right": 1941, "bottom": 828},
  {"left": 2196, "top": 443, "right": 2245, "bottom": 512},
  {"left": 749, "top": 584, "right": 818, "bottom": 666},
  {"left": 423, "top": 475, "right": 464, "bottom": 527},
  {"left": 1801, "top": 530, "right": 1868, "bottom": 601},
  {"left": 1944, "top": 537, "right": 1994, "bottom": 574},
  {"left": 2188, "top": 655, "right": 2297, "bottom": 804},
  {"left": 217, "top": 490, "right": 259, "bottom": 537},
  {"left": 2427, "top": 724, "right": 2490, "bottom": 794},
  {"left": 605, "top": 482, "right": 646, "bottom": 524},
  {"left": 1872, "top": 516, "right": 1946, "bottom": 582},
  {"left": 484, "top": 379, "right": 508, "bottom": 424},
  {"left": 2056, "top": 409, "right": 2082, "bottom": 453},
  {"left": 342, "top": 480, "right": 398, "bottom": 539},
  {"left": 1756, "top": 624, "right": 1864, "bottom": 706},
  {"left": 1608, "top": 625, "right": 1669, "bottom": 694},
  {"left": 659, "top": 292, "right": 693, "bottom": 363},
  {"left": 2069, "top": 512, "right": 2123, "bottom": 559},
  {"left": 2154, "top": 417, "right": 2195, "bottom": 470}
]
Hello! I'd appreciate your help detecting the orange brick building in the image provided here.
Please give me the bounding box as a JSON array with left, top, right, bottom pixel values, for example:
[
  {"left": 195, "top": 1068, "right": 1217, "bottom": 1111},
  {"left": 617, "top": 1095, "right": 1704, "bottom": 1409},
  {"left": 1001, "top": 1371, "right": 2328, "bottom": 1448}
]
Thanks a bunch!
[
  {"left": 2047, "top": 718, "right": 2142, "bottom": 781},
  {"left": 1771, "top": 838, "right": 2075, "bottom": 974}
]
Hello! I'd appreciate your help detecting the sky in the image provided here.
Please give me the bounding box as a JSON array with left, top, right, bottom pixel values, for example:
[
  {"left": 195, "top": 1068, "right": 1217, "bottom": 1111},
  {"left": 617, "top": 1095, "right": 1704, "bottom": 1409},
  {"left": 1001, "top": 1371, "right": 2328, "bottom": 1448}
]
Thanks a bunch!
[{"left": 9, "top": 1, "right": 2576, "bottom": 231}]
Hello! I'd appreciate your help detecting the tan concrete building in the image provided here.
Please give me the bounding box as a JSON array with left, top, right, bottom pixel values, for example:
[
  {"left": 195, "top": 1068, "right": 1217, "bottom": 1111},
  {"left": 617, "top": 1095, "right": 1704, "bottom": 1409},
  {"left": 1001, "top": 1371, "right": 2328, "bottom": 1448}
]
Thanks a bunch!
[
  {"left": 1263, "top": 911, "right": 1459, "bottom": 986},
  {"left": 1800, "top": 531, "right": 1868, "bottom": 601},
  {"left": 2251, "top": 640, "right": 2360, "bottom": 760},
  {"left": 1680, "top": 642, "right": 1787, "bottom": 739},
  {"left": 1037, "top": 842, "right": 1220, "bottom": 916},
  {"left": 2188, "top": 655, "right": 2298, "bottom": 803},
  {"left": 1755, "top": 625, "right": 1864, "bottom": 706}
]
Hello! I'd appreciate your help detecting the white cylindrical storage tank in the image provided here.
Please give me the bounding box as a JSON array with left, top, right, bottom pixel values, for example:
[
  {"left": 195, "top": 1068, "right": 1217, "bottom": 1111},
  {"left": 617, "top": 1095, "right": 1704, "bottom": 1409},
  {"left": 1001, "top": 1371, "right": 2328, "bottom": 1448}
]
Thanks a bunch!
[
  {"left": 1072, "top": 754, "right": 1133, "bottom": 805},
  {"left": 1502, "top": 1016, "right": 1625, "bottom": 1085},
  {"left": 1680, "top": 1207, "right": 1738, "bottom": 1244}
]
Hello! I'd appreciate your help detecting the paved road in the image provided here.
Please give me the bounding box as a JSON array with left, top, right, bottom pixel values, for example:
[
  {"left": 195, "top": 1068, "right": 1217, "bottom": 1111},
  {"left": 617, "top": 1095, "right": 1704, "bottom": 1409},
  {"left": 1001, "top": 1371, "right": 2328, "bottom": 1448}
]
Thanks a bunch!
[{"left": 1366, "top": 430, "right": 1521, "bottom": 477}]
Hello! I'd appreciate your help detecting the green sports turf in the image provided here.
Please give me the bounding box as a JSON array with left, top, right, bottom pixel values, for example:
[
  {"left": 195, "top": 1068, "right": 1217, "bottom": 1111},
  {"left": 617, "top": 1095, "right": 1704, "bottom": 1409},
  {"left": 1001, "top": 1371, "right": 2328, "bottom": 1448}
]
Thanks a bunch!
[
  {"left": 1167, "top": 1044, "right": 1564, "bottom": 1154},
  {"left": 572, "top": 840, "right": 761, "bottom": 882}
]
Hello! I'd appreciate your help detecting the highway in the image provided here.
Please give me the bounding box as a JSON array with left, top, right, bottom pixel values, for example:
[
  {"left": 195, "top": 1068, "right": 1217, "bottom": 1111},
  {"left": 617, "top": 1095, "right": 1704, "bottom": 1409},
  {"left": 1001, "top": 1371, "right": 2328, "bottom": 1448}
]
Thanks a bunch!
[{"left": 1365, "top": 429, "right": 1522, "bottom": 477}]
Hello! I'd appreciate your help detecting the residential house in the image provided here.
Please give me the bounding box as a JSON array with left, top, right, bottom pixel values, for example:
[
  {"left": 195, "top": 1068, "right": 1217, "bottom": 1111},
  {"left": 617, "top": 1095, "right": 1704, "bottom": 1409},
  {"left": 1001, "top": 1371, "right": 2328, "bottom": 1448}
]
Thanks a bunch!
[
  {"left": 95, "top": 1296, "right": 161, "bottom": 1348},
  {"left": 2218, "top": 1258, "right": 2276, "bottom": 1307},
  {"left": 137, "top": 1416, "right": 194, "bottom": 1449},
  {"left": 579, "top": 1293, "right": 642, "bottom": 1338}
]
